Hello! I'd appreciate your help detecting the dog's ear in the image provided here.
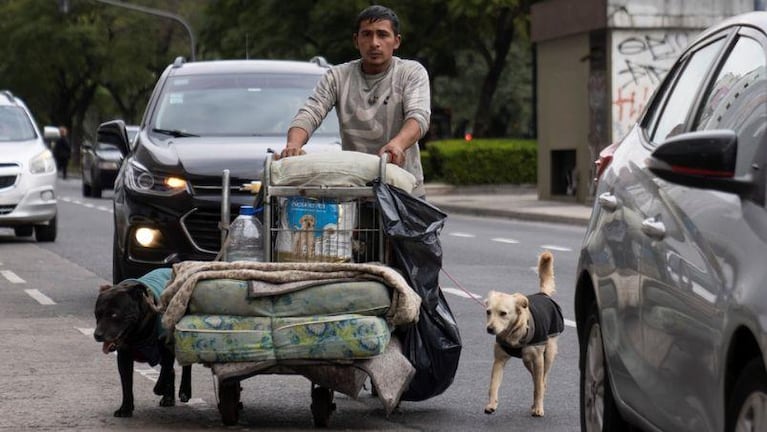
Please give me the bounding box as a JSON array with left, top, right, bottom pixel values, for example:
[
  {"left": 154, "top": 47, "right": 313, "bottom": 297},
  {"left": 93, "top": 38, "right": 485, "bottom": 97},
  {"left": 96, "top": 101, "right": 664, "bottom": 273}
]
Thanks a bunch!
[
  {"left": 513, "top": 293, "right": 529, "bottom": 310},
  {"left": 99, "top": 284, "right": 112, "bottom": 292}
]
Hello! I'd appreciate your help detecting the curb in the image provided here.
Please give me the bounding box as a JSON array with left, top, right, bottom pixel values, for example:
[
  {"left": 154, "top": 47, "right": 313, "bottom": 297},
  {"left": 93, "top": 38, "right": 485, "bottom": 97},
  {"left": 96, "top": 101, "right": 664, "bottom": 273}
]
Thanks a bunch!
[{"left": 432, "top": 203, "right": 591, "bottom": 226}]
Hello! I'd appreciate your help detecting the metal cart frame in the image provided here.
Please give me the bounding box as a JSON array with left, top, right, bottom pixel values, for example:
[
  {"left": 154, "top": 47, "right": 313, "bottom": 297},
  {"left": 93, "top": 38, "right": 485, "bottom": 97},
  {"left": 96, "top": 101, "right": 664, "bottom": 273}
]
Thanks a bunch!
[{"left": 211, "top": 153, "right": 393, "bottom": 427}]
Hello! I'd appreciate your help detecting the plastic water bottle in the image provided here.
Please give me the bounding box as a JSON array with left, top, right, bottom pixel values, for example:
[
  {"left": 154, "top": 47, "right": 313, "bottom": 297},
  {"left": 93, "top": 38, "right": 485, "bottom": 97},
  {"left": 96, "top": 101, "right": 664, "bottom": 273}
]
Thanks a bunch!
[{"left": 225, "top": 205, "right": 264, "bottom": 262}]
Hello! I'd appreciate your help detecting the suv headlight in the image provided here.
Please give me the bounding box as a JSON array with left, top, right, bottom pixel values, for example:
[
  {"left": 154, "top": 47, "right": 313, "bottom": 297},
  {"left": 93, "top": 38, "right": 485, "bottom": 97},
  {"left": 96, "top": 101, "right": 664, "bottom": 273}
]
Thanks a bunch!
[
  {"left": 125, "top": 160, "right": 188, "bottom": 196},
  {"left": 30, "top": 150, "right": 56, "bottom": 174}
]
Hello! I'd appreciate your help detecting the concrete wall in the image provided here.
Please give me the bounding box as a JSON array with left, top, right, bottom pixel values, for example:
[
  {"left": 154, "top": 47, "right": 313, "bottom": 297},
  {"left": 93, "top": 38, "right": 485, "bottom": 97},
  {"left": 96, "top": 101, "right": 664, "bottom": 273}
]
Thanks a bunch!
[
  {"left": 607, "top": 0, "right": 755, "bottom": 28},
  {"left": 610, "top": 29, "right": 695, "bottom": 141},
  {"left": 536, "top": 34, "right": 590, "bottom": 201},
  {"left": 533, "top": 0, "right": 760, "bottom": 203}
]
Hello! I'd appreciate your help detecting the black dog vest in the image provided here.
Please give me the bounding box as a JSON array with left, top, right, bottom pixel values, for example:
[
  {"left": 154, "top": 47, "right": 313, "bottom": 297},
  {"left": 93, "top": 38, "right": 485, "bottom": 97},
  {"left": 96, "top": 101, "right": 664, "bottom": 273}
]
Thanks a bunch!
[{"left": 497, "top": 293, "right": 564, "bottom": 358}]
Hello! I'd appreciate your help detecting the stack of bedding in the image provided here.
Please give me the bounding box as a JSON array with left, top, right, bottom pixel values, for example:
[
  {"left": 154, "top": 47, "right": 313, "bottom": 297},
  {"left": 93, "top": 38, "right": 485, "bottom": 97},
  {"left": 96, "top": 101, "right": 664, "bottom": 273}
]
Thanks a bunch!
[{"left": 174, "top": 279, "right": 393, "bottom": 364}]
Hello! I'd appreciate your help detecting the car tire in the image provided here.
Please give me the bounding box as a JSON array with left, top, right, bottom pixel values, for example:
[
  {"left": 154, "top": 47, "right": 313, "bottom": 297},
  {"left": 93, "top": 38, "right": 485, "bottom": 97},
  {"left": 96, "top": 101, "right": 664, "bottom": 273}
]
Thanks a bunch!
[
  {"left": 727, "top": 357, "right": 767, "bottom": 432},
  {"left": 34, "top": 217, "right": 57, "bottom": 242},
  {"left": 92, "top": 170, "right": 102, "bottom": 198},
  {"left": 14, "top": 226, "right": 34, "bottom": 237},
  {"left": 580, "top": 304, "right": 633, "bottom": 432},
  {"left": 112, "top": 229, "right": 125, "bottom": 284},
  {"left": 82, "top": 180, "right": 92, "bottom": 197}
]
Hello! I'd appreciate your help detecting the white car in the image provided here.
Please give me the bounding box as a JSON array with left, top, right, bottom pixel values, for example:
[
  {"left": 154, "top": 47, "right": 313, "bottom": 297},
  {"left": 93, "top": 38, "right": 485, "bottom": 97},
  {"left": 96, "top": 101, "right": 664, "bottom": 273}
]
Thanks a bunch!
[{"left": 0, "top": 90, "right": 58, "bottom": 241}]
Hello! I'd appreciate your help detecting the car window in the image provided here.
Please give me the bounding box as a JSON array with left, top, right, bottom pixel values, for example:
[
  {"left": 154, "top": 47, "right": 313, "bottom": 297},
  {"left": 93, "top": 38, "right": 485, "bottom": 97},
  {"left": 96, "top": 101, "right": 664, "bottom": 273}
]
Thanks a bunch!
[
  {"left": 127, "top": 128, "right": 139, "bottom": 142},
  {"left": 151, "top": 73, "right": 339, "bottom": 137},
  {"left": 695, "top": 35, "right": 767, "bottom": 176},
  {"left": 0, "top": 106, "right": 37, "bottom": 141},
  {"left": 651, "top": 38, "right": 726, "bottom": 143},
  {"left": 96, "top": 142, "right": 121, "bottom": 152}
]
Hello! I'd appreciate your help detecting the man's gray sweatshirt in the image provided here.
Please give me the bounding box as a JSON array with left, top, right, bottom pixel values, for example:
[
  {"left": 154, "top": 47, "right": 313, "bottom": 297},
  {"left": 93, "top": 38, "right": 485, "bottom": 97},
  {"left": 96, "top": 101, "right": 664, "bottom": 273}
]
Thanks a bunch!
[{"left": 290, "top": 57, "right": 431, "bottom": 196}]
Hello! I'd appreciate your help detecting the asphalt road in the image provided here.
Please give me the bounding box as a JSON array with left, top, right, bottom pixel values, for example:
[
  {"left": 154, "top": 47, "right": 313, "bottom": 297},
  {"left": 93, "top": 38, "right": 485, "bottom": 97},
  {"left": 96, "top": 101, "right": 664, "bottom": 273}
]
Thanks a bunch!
[{"left": 0, "top": 178, "right": 587, "bottom": 431}]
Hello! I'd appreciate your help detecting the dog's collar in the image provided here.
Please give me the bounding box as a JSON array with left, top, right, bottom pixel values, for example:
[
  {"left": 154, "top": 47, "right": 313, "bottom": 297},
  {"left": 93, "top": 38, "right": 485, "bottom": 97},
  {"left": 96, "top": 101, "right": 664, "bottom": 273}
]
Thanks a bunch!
[{"left": 498, "top": 316, "right": 536, "bottom": 350}]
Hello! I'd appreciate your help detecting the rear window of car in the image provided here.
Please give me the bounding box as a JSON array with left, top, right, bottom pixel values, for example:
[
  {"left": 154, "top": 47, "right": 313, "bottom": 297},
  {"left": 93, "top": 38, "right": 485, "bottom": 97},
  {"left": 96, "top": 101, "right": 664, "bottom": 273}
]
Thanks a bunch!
[
  {"left": 151, "top": 73, "right": 339, "bottom": 137},
  {"left": 0, "top": 106, "right": 37, "bottom": 141}
]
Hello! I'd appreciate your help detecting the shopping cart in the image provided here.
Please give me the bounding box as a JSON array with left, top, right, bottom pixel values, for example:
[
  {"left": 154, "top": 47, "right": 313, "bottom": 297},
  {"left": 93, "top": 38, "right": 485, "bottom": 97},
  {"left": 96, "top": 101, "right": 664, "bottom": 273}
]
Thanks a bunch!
[{"left": 170, "top": 152, "right": 417, "bottom": 427}]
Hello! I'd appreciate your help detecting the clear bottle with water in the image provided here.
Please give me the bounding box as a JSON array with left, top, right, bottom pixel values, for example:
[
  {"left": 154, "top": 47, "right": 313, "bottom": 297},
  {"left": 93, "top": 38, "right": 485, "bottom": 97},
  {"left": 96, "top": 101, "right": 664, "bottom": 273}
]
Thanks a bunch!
[{"left": 225, "top": 205, "right": 264, "bottom": 262}]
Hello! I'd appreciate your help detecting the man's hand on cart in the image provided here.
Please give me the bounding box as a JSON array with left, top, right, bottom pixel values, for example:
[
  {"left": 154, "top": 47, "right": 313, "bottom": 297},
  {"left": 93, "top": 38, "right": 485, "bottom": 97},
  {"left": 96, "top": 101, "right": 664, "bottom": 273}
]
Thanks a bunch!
[
  {"left": 276, "top": 127, "right": 309, "bottom": 160},
  {"left": 276, "top": 144, "right": 306, "bottom": 160},
  {"left": 379, "top": 142, "right": 405, "bottom": 167}
]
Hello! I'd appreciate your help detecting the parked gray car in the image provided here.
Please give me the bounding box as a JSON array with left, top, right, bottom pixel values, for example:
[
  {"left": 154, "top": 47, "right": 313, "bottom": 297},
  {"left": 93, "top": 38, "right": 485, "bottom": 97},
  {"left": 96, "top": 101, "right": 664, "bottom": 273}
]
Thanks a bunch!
[
  {"left": 576, "top": 11, "right": 767, "bottom": 432},
  {"left": 0, "top": 90, "right": 58, "bottom": 241},
  {"left": 81, "top": 124, "right": 137, "bottom": 198}
]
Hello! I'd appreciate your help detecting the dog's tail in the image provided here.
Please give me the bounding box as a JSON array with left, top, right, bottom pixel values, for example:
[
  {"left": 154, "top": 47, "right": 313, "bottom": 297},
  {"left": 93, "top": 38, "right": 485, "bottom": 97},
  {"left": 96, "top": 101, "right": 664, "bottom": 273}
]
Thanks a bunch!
[{"left": 538, "top": 250, "right": 555, "bottom": 296}]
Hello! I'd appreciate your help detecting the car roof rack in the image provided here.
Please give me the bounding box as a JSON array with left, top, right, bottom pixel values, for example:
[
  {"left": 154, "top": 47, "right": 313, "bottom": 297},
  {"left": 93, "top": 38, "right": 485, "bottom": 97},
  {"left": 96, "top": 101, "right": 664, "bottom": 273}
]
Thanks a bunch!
[
  {"left": 173, "top": 56, "right": 186, "bottom": 68},
  {"left": 309, "top": 56, "right": 331, "bottom": 68}
]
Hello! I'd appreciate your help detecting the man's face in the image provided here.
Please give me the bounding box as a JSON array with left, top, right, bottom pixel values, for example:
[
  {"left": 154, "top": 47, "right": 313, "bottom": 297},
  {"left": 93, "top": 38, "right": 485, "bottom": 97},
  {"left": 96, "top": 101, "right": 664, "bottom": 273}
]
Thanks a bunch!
[{"left": 353, "top": 19, "right": 401, "bottom": 73}]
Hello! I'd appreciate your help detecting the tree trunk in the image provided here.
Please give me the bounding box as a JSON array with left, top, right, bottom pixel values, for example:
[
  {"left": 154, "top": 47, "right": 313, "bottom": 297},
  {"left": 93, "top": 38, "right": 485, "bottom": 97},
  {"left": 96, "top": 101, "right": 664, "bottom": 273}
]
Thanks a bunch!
[{"left": 472, "top": 8, "right": 515, "bottom": 138}]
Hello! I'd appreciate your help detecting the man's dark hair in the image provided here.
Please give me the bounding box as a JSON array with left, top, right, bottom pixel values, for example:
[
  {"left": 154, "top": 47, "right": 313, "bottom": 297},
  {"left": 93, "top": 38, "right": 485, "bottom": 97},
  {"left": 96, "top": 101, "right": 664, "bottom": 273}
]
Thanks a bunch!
[{"left": 356, "top": 5, "right": 400, "bottom": 35}]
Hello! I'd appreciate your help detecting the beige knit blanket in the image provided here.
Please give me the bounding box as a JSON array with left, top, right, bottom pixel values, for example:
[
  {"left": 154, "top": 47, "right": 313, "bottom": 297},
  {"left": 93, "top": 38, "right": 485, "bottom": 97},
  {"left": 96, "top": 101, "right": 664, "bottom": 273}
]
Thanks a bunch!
[{"left": 160, "top": 261, "right": 421, "bottom": 332}]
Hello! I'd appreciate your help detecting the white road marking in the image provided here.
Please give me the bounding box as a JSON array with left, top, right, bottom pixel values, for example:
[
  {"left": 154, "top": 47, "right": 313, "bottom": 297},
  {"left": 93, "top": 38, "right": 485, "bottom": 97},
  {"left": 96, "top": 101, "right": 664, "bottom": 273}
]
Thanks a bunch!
[
  {"left": 491, "top": 237, "right": 519, "bottom": 244},
  {"left": 185, "top": 398, "right": 208, "bottom": 407},
  {"left": 440, "top": 287, "right": 577, "bottom": 329},
  {"left": 77, "top": 327, "right": 94, "bottom": 336},
  {"left": 441, "top": 287, "right": 483, "bottom": 300},
  {"left": 136, "top": 367, "right": 159, "bottom": 382},
  {"left": 540, "top": 245, "right": 572, "bottom": 252},
  {"left": 449, "top": 232, "right": 476, "bottom": 238},
  {"left": 1, "top": 270, "right": 25, "bottom": 283},
  {"left": 59, "top": 196, "right": 113, "bottom": 213},
  {"left": 25, "top": 289, "right": 56, "bottom": 305}
]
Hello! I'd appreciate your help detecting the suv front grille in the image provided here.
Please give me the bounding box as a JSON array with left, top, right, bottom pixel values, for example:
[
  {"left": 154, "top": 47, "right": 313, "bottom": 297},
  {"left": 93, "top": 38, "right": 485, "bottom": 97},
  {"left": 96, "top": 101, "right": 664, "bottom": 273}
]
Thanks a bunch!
[
  {"left": 180, "top": 207, "right": 238, "bottom": 254},
  {"left": 0, "top": 175, "right": 17, "bottom": 189},
  {"left": 190, "top": 177, "right": 259, "bottom": 197},
  {"left": 0, "top": 204, "right": 15, "bottom": 215}
]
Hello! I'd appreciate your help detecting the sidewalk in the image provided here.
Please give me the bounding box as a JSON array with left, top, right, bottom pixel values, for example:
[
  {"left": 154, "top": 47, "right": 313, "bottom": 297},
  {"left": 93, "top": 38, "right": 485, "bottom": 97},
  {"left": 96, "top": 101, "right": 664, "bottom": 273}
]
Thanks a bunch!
[{"left": 424, "top": 183, "right": 594, "bottom": 226}]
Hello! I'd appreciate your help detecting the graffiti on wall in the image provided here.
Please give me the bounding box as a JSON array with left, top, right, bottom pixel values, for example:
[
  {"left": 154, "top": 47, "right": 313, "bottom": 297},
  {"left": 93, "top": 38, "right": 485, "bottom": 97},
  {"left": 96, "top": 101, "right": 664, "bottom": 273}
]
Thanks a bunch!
[{"left": 611, "top": 30, "right": 694, "bottom": 141}]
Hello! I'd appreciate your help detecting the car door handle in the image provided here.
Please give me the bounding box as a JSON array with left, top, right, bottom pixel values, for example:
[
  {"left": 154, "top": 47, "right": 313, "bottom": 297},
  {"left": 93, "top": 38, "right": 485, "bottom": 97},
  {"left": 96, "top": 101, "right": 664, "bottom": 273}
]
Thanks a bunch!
[
  {"left": 598, "top": 192, "right": 618, "bottom": 211},
  {"left": 641, "top": 217, "right": 666, "bottom": 240}
]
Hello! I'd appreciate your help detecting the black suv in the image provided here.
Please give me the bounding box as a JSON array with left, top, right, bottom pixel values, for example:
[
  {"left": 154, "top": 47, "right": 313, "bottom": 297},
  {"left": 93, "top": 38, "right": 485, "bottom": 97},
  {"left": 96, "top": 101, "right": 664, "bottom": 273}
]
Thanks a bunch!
[{"left": 101, "top": 57, "right": 340, "bottom": 282}]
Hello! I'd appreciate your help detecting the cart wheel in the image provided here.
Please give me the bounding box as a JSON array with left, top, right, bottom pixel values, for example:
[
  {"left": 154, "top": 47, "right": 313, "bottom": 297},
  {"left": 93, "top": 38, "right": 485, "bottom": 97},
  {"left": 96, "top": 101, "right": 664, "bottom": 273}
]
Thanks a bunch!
[
  {"left": 218, "top": 379, "right": 241, "bottom": 426},
  {"left": 310, "top": 386, "right": 336, "bottom": 428}
]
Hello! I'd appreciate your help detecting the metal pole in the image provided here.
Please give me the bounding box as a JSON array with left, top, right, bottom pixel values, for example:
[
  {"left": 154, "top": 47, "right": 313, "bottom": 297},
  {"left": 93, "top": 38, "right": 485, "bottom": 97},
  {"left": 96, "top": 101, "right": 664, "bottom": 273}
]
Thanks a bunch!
[{"left": 91, "top": 0, "right": 196, "bottom": 61}]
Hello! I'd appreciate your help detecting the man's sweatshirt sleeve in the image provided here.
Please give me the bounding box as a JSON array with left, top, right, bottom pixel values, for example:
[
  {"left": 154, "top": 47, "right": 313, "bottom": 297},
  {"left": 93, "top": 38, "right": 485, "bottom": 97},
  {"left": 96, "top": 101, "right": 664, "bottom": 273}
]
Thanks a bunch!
[
  {"left": 289, "top": 69, "right": 337, "bottom": 135},
  {"left": 403, "top": 62, "right": 431, "bottom": 139}
]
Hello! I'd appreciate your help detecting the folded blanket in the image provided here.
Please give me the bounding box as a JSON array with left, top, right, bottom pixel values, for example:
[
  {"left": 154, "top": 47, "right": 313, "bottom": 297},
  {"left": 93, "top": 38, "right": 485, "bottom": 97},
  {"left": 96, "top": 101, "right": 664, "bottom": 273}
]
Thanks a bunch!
[{"left": 160, "top": 261, "right": 421, "bottom": 333}]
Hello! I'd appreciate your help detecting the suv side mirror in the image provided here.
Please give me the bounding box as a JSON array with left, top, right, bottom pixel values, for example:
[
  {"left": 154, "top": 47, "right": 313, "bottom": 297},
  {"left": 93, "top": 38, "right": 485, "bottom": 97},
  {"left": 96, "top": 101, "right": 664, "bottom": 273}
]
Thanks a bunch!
[
  {"left": 97, "top": 120, "right": 129, "bottom": 156},
  {"left": 648, "top": 129, "right": 755, "bottom": 196}
]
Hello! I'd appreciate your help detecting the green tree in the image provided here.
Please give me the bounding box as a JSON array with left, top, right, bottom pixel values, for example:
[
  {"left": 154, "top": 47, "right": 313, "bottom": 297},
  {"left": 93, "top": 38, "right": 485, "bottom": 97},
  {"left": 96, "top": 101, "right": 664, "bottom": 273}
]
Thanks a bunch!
[
  {"left": 200, "top": 0, "right": 535, "bottom": 138},
  {"left": 0, "top": 0, "right": 200, "bottom": 149}
]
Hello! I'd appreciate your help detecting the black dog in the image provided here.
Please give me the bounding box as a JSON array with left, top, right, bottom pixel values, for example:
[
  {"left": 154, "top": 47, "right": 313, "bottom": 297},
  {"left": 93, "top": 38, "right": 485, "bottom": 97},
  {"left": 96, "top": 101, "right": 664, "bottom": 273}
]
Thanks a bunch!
[{"left": 93, "top": 269, "right": 191, "bottom": 417}]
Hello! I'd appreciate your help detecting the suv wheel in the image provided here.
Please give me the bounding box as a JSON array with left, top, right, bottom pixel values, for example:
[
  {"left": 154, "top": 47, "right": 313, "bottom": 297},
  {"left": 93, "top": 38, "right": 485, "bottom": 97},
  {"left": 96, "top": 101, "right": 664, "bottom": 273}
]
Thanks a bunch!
[
  {"left": 34, "top": 217, "right": 57, "bottom": 242},
  {"left": 14, "top": 226, "right": 34, "bottom": 237},
  {"left": 112, "top": 229, "right": 125, "bottom": 283},
  {"left": 91, "top": 170, "right": 102, "bottom": 198},
  {"left": 580, "top": 304, "right": 632, "bottom": 432},
  {"left": 727, "top": 358, "right": 767, "bottom": 432}
]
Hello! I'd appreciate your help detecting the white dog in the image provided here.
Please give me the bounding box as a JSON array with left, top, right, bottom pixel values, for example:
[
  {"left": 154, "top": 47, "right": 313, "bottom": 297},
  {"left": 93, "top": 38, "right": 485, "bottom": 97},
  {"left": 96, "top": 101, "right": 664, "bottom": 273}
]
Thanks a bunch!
[{"left": 484, "top": 251, "right": 563, "bottom": 417}]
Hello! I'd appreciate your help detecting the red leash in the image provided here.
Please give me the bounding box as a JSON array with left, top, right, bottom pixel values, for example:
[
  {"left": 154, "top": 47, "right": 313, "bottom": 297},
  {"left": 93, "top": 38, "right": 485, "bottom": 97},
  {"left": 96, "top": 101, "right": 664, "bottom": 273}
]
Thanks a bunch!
[{"left": 440, "top": 267, "right": 486, "bottom": 308}]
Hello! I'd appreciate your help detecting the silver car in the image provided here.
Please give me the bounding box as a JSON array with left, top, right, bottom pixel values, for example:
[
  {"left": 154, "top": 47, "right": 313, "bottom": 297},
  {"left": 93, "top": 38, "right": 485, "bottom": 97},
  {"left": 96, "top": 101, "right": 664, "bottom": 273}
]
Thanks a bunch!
[
  {"left": 576, "top": 12, "right": 767, "bottom": 432},
  {"left": 0, "top": 91, "right": 57, "bottom": 241}
]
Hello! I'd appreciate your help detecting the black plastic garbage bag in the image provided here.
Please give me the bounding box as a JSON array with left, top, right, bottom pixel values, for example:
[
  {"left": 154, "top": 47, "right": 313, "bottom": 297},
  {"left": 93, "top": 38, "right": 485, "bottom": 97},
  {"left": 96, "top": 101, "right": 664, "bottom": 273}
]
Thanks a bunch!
[{"left": 373, "top": 179, "right": 462, "bottom": 401}]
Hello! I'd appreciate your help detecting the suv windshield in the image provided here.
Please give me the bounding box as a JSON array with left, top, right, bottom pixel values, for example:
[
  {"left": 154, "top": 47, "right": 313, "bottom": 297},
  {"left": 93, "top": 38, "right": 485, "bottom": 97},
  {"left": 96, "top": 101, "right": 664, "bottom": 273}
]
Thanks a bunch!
[
  {"left": 150, "top": 73, "right": 338, "bottom": 137},
  {"left": 0, "top": 106, "right": 36, "bottom": 141}
]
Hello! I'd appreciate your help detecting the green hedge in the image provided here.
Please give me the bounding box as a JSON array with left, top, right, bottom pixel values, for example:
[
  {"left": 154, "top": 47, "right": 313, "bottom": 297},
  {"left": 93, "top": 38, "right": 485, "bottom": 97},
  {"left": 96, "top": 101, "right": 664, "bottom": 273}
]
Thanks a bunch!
[{"left": 422, "top": 138, "right": 537, "bottom": 185}]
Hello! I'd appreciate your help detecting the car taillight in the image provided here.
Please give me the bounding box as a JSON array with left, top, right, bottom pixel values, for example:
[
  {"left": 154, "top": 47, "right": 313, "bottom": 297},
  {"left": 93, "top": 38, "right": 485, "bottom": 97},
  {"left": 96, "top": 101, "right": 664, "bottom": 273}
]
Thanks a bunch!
[{"left": 593, "top": 142, "right": 619, "bottom": 186}]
